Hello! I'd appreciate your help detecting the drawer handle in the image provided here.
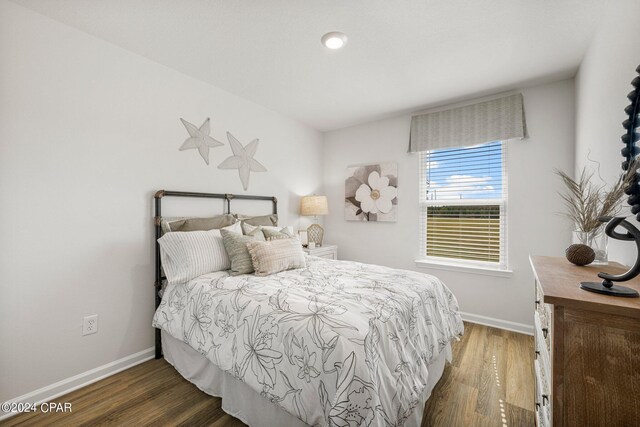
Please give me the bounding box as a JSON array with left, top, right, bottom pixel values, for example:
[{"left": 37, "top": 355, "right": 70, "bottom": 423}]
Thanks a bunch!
[
  {"left": 542, "top": 395, "right": 549, "bottom": 406},
  {"left": 535, "top": 350, "right": 540, "bottom": 359},
  {"left": 542, "top": 328, "right": 548, "bottom": 339},
  {"left": 535, "top": 402, "right": 540, "bottom": 410},
  {"left": 535, "top": 299, "right": 540, "bottom": 305}
]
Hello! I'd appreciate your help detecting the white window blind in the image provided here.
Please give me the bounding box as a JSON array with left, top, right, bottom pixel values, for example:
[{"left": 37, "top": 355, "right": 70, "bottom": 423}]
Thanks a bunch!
[{"left": 419, "top": 141, "right": 508, "bottom": 268}]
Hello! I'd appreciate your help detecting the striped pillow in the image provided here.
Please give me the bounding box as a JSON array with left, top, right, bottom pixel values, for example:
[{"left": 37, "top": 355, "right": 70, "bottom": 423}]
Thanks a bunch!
[
  {"left": 158, "top": 222, "right": 241, "bottom": 284},
  {"left": 246, "top": 239, "right": 306, "bottom": 276}
]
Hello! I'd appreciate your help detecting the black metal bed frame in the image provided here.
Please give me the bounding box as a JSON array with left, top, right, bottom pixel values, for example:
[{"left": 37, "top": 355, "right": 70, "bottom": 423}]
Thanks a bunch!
[{"left": 153, "top": 190, "right": 278, "bottom": 359}]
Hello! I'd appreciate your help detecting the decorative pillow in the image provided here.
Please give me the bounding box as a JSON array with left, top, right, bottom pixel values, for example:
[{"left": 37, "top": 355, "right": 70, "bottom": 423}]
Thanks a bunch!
[
  {"left": 158, "top": 222, "right": 241, "bottom": 284},
  {"left": 221, "top": 229, "right": 264, "bottom": 275},
  {"left": 246, "top": 227, "right": 266, "bottom": 239},
  {"left": 235, "top": 214, "right": 278, "bottom": 227},
  {"left": 164, "top": 214, "right": 237, "bottom": 232},
  {"left": 246, "top": 239, "right": 306, "bottom": 276},
  {"left": 241, "top": 222, "right": 260, "bottom": 236},
  {"left": 242, "top": 222, "right": 294, "bottom": 236},
  {"left": 262, "top": 227, "right": 295, "bottom": 241}
]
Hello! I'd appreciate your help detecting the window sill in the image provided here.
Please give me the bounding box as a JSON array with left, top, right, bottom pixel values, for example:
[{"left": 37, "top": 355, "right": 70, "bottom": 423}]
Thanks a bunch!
[{"left": 414, "top": 259, "right": 513, "bottom": 278}]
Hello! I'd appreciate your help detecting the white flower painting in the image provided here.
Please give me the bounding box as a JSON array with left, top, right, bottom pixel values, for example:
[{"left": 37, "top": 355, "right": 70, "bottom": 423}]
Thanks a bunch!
[{"left": 345, "top": 162, "right": 398, "bottom": 222}]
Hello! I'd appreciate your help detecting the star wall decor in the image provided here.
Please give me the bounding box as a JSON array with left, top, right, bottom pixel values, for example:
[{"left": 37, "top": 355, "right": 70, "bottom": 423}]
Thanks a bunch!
[
  {"left": 218, "top": 132, "right": 267, "bottom": 190},
  {"left": 179, "top": 117, "right": 224, "bottom": 165}
]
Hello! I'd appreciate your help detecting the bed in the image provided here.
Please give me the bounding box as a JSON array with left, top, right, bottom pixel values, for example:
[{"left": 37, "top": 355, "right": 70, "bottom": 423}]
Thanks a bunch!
[{"left": 151, "top": 190, "right": 464, "bottom": 427}]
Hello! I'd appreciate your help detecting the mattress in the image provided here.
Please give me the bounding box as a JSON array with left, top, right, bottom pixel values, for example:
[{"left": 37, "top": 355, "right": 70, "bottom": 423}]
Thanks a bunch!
[{"left": 153, "top": 256, "right": 463, "bottom": 426}]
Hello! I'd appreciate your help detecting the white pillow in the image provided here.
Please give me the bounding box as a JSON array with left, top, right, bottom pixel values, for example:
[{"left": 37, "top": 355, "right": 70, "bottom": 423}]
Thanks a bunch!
[{"left": 158, "top": 222, "right": 241, "bottom": 285}]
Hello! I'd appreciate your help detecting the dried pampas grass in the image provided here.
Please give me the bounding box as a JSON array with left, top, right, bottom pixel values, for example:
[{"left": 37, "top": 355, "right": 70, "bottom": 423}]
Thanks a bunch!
[{"left": 556, "top": 158, "right": 637, "bottom": 233}]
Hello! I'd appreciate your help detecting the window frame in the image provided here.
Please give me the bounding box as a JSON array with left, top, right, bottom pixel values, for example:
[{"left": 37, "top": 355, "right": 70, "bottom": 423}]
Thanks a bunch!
[{"left": 417, "top": 141, "right": 509, "bottom": 271}]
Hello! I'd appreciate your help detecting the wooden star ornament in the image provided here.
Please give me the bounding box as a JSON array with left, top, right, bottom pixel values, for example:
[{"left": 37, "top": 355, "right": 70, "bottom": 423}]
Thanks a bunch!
[
  {"left": 218, "top": 132, "right": 267, "bottom": 190},
  {"left": 179, "top": 117, "right": 224, "bottom": 165}
]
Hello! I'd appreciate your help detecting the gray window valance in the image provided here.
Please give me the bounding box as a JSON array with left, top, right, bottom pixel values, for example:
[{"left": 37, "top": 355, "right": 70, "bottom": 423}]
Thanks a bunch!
[{"left": 408, "top": 93, "right": 527, "bottom": 152}]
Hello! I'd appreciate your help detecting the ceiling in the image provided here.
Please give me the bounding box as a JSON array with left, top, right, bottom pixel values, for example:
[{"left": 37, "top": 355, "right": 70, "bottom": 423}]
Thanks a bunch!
[{"left": 12, "top": 0, "right": 604, "bottom": 131}]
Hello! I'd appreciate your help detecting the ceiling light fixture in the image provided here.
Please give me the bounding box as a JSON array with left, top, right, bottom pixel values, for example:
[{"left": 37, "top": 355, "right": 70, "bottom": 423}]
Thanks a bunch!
[{"left": 321, "top": 32, "right": 347, "bottom": 50}]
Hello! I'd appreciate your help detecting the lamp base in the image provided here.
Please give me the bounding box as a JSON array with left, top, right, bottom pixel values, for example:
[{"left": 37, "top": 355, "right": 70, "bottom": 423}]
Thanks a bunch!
[
  {"left": 307, "top": 223, "right": 324, "bottom": 246},
  {"left": 580, "top": 281, "right": 639, "bottom": 298}
]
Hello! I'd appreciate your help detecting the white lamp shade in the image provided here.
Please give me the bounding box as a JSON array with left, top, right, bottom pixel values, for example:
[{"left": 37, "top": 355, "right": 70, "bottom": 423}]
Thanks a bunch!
[{"left": 300, "top": 195, "right": 328, "bottom": 216}]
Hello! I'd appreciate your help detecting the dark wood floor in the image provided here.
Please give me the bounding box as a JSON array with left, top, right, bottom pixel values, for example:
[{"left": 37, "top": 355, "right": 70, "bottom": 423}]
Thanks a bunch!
[{"left": 3, "top": 322, "right": 534, "bottom": 427}]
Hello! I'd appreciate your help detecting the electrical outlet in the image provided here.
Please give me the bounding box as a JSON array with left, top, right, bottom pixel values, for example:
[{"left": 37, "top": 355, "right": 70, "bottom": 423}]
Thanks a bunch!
[{"left": 82, "top": 314, "right": 98, "bottom": 336}]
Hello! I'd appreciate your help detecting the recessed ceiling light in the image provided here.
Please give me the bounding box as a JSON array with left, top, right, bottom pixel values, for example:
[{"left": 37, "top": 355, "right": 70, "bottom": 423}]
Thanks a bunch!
[{"left": 321, "top": 32, "right": 347, "bottom": 50}]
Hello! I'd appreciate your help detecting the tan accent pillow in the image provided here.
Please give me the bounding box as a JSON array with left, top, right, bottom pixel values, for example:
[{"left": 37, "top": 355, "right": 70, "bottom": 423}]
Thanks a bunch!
[
  {"left": 246, "top": 239, "right": 306, "bottom": 276},
  {"left": 241, "top": 222, "right": 260, "bottom": 235},
  {"left": 235, "top": 214, "right": 278, "bottom": 227},
  {"left": 164, "top": 214, "right": 237, "bottom": 232},
  {"left": 262, "top": 227, "right": 295, "bottom": 241},
  {"left": 160, "top": 217, "right": 190, "bottom": 234},
  {"left": 242, "top": 222, "right": 294, "bottom": 236},
  {"left": 246, "top": 227, "right": 265, "bottom": 239}
]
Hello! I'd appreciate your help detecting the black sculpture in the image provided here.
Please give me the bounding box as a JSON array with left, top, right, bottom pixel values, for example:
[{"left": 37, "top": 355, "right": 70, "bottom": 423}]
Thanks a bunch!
[{"left": 580, "top": 64, "right": 640, "bottom": 297}]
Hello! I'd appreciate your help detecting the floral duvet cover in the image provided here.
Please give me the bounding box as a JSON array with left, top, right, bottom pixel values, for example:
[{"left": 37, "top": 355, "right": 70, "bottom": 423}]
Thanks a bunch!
[{"left": 153, "top": 256, "right": 463, "bottom": 426}]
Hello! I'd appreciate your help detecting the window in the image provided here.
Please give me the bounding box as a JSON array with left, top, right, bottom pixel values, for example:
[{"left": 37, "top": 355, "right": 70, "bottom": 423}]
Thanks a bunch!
[{"left": 419, "top": 141, "right": 507, "bottom": 268}]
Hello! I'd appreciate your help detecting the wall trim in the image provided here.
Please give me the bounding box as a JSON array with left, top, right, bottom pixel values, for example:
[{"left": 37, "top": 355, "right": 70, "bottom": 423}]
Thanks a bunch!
[
  {"left": 0, "top": 347, "right": 154, "bottom": 421},
  {"left": 461, "top": 311, "right": 533, "bottom": 335}
]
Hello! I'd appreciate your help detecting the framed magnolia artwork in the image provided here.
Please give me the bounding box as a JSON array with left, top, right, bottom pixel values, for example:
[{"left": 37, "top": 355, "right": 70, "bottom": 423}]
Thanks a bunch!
[{"left": 345, "top": 162, "right": 398, "bottom": 222}]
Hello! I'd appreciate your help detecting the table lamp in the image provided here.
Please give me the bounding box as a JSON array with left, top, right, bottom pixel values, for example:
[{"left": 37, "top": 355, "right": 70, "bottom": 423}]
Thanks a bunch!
[{"left": 300, "top": 195, "right": 328, "bottom": 247}]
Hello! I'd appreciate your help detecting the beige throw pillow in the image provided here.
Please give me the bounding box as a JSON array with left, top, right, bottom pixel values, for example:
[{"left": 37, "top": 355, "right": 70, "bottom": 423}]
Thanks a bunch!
[
  {"left": 234, "top": 214, "right": 278, "bottom": 227},
  {"left": 242, "top": 222, "right": 294, "bottom": 237},
  {"left": 246, "top": 239, "right": 306, "bottom": 276},
  {"left": 163, "top": 214, "right": 237, "bottom": 232},
  {"left": 262, "top": 227, "right": 295, "bottom": 241}
]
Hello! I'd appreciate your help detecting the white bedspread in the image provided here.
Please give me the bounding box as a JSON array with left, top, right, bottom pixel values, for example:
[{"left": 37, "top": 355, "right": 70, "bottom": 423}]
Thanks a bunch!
[{"left": 153, "top": 256, "right": 463, "bottom": 426}]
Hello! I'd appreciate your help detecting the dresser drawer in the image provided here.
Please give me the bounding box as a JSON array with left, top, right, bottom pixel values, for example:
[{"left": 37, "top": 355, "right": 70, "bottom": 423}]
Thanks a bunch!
[
  {"left": 534, "top": 311, "right": 551, "bottom": 356},
  {"left": 535, "top": 361, "right": 552, "bottom": 427},
  {"left": 535, "top": 278, "right": 552, "bottom": 354},
  {"left": 535, "top": 332, "right": 551, "bottom": 395},
  {"left": 535, "top": 280, "right": 553, "bottom": 330},
  {"left": 535, "top": 337, "right": 552, "bottom": 425},
  {"left": 303, "top": 245, "right": 338, "bottom": 260},
  {"left": 312, "top": 250, "right": 336, "bottom": 259},
  {"left": 535, "top": 397, "right": 551, "bottom": 427}
]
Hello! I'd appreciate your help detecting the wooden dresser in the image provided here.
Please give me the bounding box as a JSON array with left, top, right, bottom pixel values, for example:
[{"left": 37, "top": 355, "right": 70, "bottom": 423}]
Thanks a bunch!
[{"left": 530, "top": 256, "right": 640, "bottom": 427}]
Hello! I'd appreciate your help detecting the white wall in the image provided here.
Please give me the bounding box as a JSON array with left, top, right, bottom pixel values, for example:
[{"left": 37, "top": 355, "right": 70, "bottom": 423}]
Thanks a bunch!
[
  {"left": 323, "top": 79, "right": 575, "bottom": 328},
  {"left": 575, "top": 0, "right": 640, "bottom": 267},
  {"left": 0, "top": 1, "right": 322, "bottom": 402}
]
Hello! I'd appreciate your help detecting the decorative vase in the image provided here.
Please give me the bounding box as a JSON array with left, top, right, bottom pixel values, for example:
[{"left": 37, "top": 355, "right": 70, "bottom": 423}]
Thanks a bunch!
[{"left": 573, "top": 229, "right": 608, "bottom": 265}]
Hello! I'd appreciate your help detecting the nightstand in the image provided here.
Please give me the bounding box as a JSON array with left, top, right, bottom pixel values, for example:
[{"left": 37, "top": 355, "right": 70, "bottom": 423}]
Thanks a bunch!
[{"left": 303, "top": 244, "right": 338, "bottom": 260}]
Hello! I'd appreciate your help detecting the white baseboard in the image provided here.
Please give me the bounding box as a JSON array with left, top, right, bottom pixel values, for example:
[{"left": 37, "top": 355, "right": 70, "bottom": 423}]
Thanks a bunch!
[
  {"left": 461, "top": 311, "right": 533, "bottom": 335},
  {"left": 0, "top": 347, "right": 154, "bottom": 421}
]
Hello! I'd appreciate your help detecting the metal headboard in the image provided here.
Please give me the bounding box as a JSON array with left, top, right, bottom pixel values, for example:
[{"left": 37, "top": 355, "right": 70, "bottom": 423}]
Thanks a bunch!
[{"left": 153, "top": 190, "right": 278, "bottom": 359}]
